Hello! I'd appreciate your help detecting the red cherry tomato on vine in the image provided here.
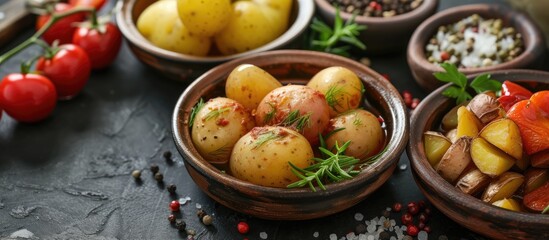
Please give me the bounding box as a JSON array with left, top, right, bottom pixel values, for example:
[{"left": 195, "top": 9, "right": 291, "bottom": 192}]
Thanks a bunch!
[
  {"left": 0, "top": 74, "right": 57, "bottom": 123},
  {"left": 36, "top": 44, "right": 91, "bottom": 99},
  {"left": 69, "top": 0, "right": 107, "bottom": 10},
  {"left": 36, "top": 3, "right": 86, "bottom": 45},
  {"left": 73, "top": 22, "right": 122, "bottom": 69}
]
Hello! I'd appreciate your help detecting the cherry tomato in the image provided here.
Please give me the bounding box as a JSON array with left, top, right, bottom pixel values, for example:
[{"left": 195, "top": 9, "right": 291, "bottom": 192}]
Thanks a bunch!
[
  {"left": 36, "top": 44, "right": 91, "bottom": 99},
  {"left": 69, "top": 0, "right": 107, "bottom": 10},
  {"left": 36, "top": 3, "right": 86, "bottom": 45},
  {"left": 0, "top": 74, "right": 57, "bottom": 123},
  {"left": 73, "top": 22, "right": 122, "bottom": 69}
]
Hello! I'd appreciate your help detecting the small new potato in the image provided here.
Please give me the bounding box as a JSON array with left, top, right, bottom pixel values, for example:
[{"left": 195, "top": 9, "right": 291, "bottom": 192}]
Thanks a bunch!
[
  {"left": 225, "top": 64, "right": 282, "bottom": 110},
  {"left": 307, "top": 66, "right": 364, "bottom": 117},
  {"left": 229, "top": 126, "right": 314, "bottom": 188},
  {"left": 191, "top": 97, "right": 255, "bottom": 164},
  {"left": 137, "top": 0, "right": 211, "bottom": 56},
  {"left": 324, "top": 109, "right": 384, "bottom": 160},
  {"left": 177, "top": 0, "right": 232, "bottom": 37},
  {"left": 255, "top": 85, "right": 330, "bottom": 146}
]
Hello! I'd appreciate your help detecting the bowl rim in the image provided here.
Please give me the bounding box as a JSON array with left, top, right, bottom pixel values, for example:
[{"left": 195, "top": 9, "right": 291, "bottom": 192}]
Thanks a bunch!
[
  {"left": 314, "top": 0, "right": 438, "bottom": 24},
  {"left": 407, "top": 3, "right": 545, "bottom": 75},
  {"left": 172, "top": 49, "right": 409, "bottom": 198},
  {"left": 115, "top": 0, "right": 315, "bottom": 63},
  {"left": 408, "top": 69, "right": 549, "bottom": 226}
]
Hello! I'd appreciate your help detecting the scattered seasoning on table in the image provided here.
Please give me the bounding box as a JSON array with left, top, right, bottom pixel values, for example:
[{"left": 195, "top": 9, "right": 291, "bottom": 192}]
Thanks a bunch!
[
  {"left": 355, "top": 223, "right": 367, "bottom": 234},
  {"left": 393, "top": 202, "right": 402, "bottom": 212},
  {"left": 237, "top": 221, "right": 249, "bottom": 234},
  {"left": 169, "top": 200, "right": 180, "bottom": 212},
  {"left": 131, "top": 170, "right": 141, "bottom": 179},
  {"left": 168, "top": 214, "right": 176, "bottom": 223},
  {"left": 327, "top": 0, "right": 424, "bottom": 17},
  {"left": 163, "top": 151, "right": 172, "bottom": 161},
  {"left": 150, "top": 164, "right": 159, "bottom": 174},
  {"left": 426, "top": 14, "right": 523, "bottom": 68},
  {"left": 399, "top": 163, "right": 407, "bottom": 171},
  {"left": 201, "top": 215, "right": 213, "bottom": 225},
  {"left": 354, "top": 212, "right": 364, "bottom": 221},
  {"left": 167, "top": 184, "right": 177, "bottom": 194},
  {"left": 259, "top": 231, "right": 268, "bottom": 239},
  {"left": 154, "top": 172, "right": 164, "bottom": 182},
  {"left": 175, "top": 219, "right": 186, "bottom": 231}
]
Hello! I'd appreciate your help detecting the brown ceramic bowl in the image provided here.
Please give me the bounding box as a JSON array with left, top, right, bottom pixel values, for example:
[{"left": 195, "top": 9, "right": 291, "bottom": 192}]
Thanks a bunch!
[
  {"left": 172, "top": 50, "right": 409, "bottom": 220},
  {"left": 407, "top": 69, "right": 549, "bottom": 239},
  {"left": 314, "top": 0, "right": 438, "bottom": 55},
  {"left": 407, "top": 4, "right": 545, "bottom": 91},
  {"left": 116, "top": 0, "right": 314, "bottom": 82}
]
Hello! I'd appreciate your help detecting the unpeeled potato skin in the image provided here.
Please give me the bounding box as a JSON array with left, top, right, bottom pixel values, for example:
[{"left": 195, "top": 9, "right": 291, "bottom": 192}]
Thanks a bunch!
[
  {"left": 481, "top": 172, "right": 524, "bottom": 204},
  {"left": 455, "top": 168, "right": 491, "bottom": 196},
  {"left": 435, "top": 136, "right": 473, "bottom": 184}
]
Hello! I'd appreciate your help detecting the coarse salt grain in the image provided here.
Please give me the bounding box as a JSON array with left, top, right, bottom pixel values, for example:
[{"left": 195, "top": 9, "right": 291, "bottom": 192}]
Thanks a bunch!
[
  {"left": 313, "top": 232, "right": 319, "bottom": 238},
  {"left": 367, "top": 224, "right": 376, "bottom": 233},
  {"left": 355, "top": 213, "right": 364, "bottom": 221},
  {"left": 195, "top": 203, "right": 202, "bottom": 209},
  {"left": 260, "top": 232, "right": 268, "bottom": 239},
  {"left": 329, "top": 233, "right": 338, "bottom": 240},
  {"left": 418, "top": 231, "right": 428, "bottom": 240}
]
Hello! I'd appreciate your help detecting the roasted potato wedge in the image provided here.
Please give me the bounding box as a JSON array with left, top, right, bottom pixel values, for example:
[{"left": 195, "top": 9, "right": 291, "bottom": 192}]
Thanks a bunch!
[
  {"left": 423, "top": 131, "right": 452, "bottom": 167},
  {"left": 455, "top": 168, "right": 491, "bottom": 196},
  {"left": 456, "top": 106, "right": 482, "bottom": 138},
  {"left": 492, "top": 198, "right": 522, "bottom": 212},
  {"left": 445, "top": 128, "right": 457, "bottom": 143},
  {"left": 467, "top": 92, "right": 501, "bottom": 124},
  {"left": 479, "top": 118, "right": 523, "bottom": 160},
  {"left": 441, "top": 102, "right": 467, "bottom": 131},
  {"left": 531, "top": 149, "right": 549, "bottom": 168},
  {"left": 481, "top": 172, "right": 524, "bottom": 203},
  {"left": 523, "top": 168, "right": 549, "bottom": 194},
  {"left": 471, "top": 137, "right": 515, "bottom": 177},
  {"left": 435, "top": 136, "right": 472, "bottom": 183}
]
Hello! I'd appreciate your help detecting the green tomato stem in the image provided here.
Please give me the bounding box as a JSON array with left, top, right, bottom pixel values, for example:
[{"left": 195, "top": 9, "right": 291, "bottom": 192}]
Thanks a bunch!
[{"left": 0, "top": 6, "right": 95, "bottom": 65}]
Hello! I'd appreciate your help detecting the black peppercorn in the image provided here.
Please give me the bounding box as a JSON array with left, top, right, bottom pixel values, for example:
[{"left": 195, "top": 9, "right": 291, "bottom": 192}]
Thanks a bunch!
[
  {"left": 167, "top": 184, "right": 177, "bottom": 194},
  {"left": 355, "top": 223, "right": 367, "bottom": 234},
  {"left": 168, "top": 214, "right": 176, "bottom": 224},
  {"left": 175, "top": 219, "right": 186, "bottom": 231},
  {"left": 379, "top": 231, "right": 391, "bottom": 240},
  {"left": 197, "top": 209, "right": 206, "bottom": 219},
  {"left": 150, "top": 164, "right": 159, "bottom": 174},
  {"left": 163, "top": 151, "right": 172, "bottom": 160},
  {"left": 154, "top": 172, "right": 164, "bottom": 182}
]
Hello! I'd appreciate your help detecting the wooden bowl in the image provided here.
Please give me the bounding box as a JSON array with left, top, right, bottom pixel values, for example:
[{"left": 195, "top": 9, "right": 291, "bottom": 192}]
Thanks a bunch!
[
  {"left": 116, "top": 0, "right": 314, "bottom": 82},
  {"left": 407, "top": 4, "right": 545, "bottom": 91},
  {"left": 314, "top": 0, "right": 438, "bottom": 55},
  {"left": 172, "top": 50, "right": 409, "bottom": 220},
  {"left": 407, "top": 69, "right": 549, "bottom": 239}
]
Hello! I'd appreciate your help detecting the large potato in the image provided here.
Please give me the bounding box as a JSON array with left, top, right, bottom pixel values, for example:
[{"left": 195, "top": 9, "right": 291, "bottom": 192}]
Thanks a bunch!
[
  {"left": 481, "top": 172, "right": 524, "bottom": 203},
  {"left": 456, "top": 106, "right": 482, "bottom": 138},
  {"left": 324, "top": 109, "right": 384, "bottom": 160},
  {"left": 229, "top": 126, "right": 314, "bottom": 187},
  {"left": 471, "top": 137, "right": 515, "bottom": 177},
  {"left": 307, "top": 66, "right": 363, "bottom": 117},
  {"left": 479, "top": 118, "right": 523, "bottom": 160},
  {"left": 137, "top": 0, "right": 211, "bottom": 56},
  {"left": 191, "top": 97, "right": 255, "bottom": 164},
  {"left": 455, "top": 168, "right": 491, "bottom": 196},
  {"left": 225, "top": 64, "right": 282, "bottom": 110},
  {"left": 467, "top": 92, "right": 502, "bottom": 124},
  {"left": 215, "top": 1, "right": 291, "bottom": 55},
  {"left": 176, "top": 0, "right": 232, "bottom": 37},
  {"left": 255, "top": 85, "right": 330, "bottom": 146}
]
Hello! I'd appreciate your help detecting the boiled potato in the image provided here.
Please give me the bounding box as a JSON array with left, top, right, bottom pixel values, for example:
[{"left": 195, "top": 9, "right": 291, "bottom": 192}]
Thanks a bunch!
[
  {"left": 324, "top": 109, "right": 384, "bottom": 160},
  {"left": 455, "top": 168, "right": 491, "bottom": 196},
  {"left": 423, "top": 131, "right": 452, "bottom": 167},
  {"left": 471, "top": 137, "right": 515, "bottom": 177},
  {"left": 176, "top": 0, "right": 232, "bottom": 37},
  {"left": 137, "top": 0, "right": 211, "bottom": 56},
  {"left": 191, "top": 97, "right": 255, "bottom": 164},
  {"left": 479, "top": 118, "right": 523, "bottom": 160},
  {"left": 523, "top": 168, "right": 549, "bottom": 194},
  {"left": 307, "top": 66, "right": 363, "bottom": 117},
  {"left": 456, "top": 106, "right": 482, "bottom": 138},
  {"left": 435, "top": 136, "right": 473, "bottom": 183},
  {"left": 225, "top": 64, "right": 282, "bottom": 110},
  {"left": 255, "top": 85, "right": 330, "bottom": 146},
  {"left": 481, "top": 172, "right": 524, "bottom": 203},
  {"left": 492, "top": 198, "right": 522, "bottom": 211},
  {"left": 215, "top": 0, "right": 291, "bottom": 55},
  {"left": 467, "top": 92, "right": 502, "bottom": 124},
  {"left": 229, "top": 126, "right": 314, "bottom": 187}
]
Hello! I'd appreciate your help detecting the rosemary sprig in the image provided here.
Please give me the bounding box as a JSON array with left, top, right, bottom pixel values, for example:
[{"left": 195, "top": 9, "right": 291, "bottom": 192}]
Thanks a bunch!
[
  {"left": 253, "top": 131, "right": 283, "bottom": 149},
  {"left": 189, "top": 98, "right": 205, "bottom": 128},
  {"left": 287, "top": 141, "right": 360, "bottom": 192},
  {"left": 204, "top": 107, "right": 231, "bottom": 121},
  {"left": 308, "top": 7, "right": 367, "bottom": 57},
  {"left": 263, "top": 102, "right": 277, "bottom": 124}
]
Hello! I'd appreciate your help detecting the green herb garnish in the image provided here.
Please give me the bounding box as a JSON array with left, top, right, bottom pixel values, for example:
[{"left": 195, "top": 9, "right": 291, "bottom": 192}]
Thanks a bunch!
[
  {"left": 204, "top": 107, "right": 231, "bottom": 121},
  {"left": 280, "top": 110, "right": 312, "bottom": 132},
  {"left": 325, "top": 85, "right": 345, "bottom": 109},
  {"left": 308, "top": 8, "right": 366, "bottom": 57},
  {"left": 263, "top": 102, "right": 277, "bottom": 124},
  {"left": 433, "top": 63, "right": 502, "bottom": 104},
  {"left": 253, "top": 131, "right": 283, "bottom": 149},
  {"left": 543, "top": 204, "right": 549, "bottom": 214},
  {"left": 189, "top": 98, "right": 205, "bottom": 128},
  {"left": 287, "top": 141, "right": 360, "bottom": 192}
]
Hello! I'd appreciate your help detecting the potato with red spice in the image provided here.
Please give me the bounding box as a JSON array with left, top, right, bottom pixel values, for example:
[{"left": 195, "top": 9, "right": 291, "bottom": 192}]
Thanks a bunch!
[
  {"left": 255, "top": 85, "right": 330, "bottom": 146},
  {"left": 191, "top": 97, "right": 255, "bottom": 164},
  {"left": 229, "top": 126, "right": 314, "bottom": 188},
  {"left": 225, "top": 64, "right": 282, "bottom": 110}
]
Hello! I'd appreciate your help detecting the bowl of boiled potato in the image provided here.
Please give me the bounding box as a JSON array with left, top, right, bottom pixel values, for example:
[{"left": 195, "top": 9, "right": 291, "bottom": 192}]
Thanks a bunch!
[
  {"left": 172, "top": 50, "right": 409, "bottom": 220},
  {"left": 407, "top": 69, "right": 549, "bottom": 239},
  {"left": 116, "top": 0, "right": 314, "bottom": 81}
]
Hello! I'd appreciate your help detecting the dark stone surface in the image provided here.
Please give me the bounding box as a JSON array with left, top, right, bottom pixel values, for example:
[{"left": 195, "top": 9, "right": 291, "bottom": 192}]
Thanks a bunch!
[{"left": 0, "top": 0, "right": 540, "bottom": 239}]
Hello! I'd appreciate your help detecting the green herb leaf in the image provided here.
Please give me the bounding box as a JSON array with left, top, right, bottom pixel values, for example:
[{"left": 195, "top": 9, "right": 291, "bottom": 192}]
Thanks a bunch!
[
  {"left": 435, "top": 63, "right": 467, "bottom": 88},
  {"left": 433, "top": 63, "right": 500, "bottom": 104},
  {"left": 189, "top": 98, "right": 205, "bottom": 128},
  {"left": 287, "top": 140, "right": 360, "bottom": 192},
  {"left": 470, "top": 74, "right": 502, "bottom": 94},
  {"left": 280, "top": 110, "right": 311, "bottom": 131},
  {"left": 253, "top": 130, "right": 283, "bottom": 149}
]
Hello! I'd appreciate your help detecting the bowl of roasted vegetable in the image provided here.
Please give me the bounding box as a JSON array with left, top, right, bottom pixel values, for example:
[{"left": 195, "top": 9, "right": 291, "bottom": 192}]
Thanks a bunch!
[
  {"left": 407, "top": 65, "right": 549, "bottom": 239},
  {"left": 172, "top": 50, "right": 409, "bottom": 220},
  {"left": 116, "top": 0, "right": 314, "bottom": 81}
]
